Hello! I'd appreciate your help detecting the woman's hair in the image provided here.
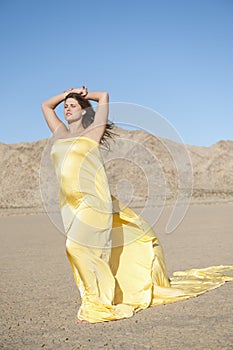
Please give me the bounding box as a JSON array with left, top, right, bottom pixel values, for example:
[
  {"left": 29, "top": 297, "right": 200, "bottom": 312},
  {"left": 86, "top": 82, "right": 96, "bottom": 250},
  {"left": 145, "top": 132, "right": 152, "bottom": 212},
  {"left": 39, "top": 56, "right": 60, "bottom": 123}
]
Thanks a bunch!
[{"left": 65, "top": 92, "right": 118, "bottom": 149}]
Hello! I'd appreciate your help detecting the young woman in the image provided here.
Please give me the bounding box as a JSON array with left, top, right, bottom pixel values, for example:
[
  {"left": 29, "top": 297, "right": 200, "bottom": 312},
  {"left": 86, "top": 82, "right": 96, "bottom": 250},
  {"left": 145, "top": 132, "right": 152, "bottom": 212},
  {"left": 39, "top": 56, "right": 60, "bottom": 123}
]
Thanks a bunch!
[{"left": 42, "top": 86, "right": 233, "bottom": 323}]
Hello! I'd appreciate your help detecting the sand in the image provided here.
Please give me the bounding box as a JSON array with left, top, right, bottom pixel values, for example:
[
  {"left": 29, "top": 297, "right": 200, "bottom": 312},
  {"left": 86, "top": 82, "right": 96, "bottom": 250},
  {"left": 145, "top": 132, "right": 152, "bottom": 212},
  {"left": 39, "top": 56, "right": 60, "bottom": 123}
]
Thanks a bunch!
[{"left": 1, "top": 203, "right": 233, "bottom": 350}]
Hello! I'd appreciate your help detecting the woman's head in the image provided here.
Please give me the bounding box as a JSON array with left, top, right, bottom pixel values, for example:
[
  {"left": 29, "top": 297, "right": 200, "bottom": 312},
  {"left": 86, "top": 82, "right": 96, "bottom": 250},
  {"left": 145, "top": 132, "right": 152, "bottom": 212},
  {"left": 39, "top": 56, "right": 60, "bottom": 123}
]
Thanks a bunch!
[
  {"left": 64, "top": 92, "right": 95, "bottom": 128},
  {"left": 64, "top": 92, "right": 118, "bottom": 149}
]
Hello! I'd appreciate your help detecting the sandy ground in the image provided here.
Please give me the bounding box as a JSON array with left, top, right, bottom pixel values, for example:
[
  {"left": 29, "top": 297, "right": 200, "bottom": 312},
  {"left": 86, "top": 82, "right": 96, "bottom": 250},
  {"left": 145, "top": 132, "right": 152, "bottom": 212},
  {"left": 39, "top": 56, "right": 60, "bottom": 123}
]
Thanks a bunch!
[{"left": 0, "top": 203, "right": 233, "bottom": 350}]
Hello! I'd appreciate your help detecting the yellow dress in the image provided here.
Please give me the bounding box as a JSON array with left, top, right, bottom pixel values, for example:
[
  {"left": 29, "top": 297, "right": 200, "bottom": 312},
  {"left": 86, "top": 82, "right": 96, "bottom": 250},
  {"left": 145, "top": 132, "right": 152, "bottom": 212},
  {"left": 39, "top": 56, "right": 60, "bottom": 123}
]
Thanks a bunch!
[{"left": 50, "top": 136, "right": 233, "bottom": 323}]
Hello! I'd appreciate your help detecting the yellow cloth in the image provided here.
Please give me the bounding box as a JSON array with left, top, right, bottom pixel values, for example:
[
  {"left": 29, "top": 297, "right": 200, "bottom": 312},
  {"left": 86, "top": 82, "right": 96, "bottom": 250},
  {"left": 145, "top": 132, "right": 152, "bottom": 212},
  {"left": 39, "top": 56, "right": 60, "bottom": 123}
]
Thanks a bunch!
[{"left": 50, "top": 136, "right": 233, "bottom": 323}]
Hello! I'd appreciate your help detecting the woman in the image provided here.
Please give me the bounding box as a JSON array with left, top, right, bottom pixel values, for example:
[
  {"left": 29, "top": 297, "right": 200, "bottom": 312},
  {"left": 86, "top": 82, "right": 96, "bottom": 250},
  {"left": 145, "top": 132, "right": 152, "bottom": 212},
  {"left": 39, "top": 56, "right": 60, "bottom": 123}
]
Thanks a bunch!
[{"left": 42, "top": 86, "right": 233, "bottom": 323}]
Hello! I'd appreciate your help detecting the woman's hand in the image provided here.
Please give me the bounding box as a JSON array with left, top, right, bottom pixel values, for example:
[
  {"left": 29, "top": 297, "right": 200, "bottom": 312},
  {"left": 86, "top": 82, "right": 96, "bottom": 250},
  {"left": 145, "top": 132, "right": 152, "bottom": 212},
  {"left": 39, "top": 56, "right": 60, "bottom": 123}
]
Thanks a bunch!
[{"left": 64, "top": 86, "right": 88, "bottom": 97}]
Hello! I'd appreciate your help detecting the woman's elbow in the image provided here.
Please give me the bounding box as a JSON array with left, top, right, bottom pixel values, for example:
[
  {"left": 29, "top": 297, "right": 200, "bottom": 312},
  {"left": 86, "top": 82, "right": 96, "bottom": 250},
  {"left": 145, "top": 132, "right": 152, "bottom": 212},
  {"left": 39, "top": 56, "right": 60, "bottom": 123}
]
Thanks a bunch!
[
  {"left": 102, "top": 92, "right": 109, "bottom": 102},
  {"left": 41, "top": 101, "right": 51, "bottom": 112},
  {"left": 41, "top": 101, "right": 47, "bottom": 110}
]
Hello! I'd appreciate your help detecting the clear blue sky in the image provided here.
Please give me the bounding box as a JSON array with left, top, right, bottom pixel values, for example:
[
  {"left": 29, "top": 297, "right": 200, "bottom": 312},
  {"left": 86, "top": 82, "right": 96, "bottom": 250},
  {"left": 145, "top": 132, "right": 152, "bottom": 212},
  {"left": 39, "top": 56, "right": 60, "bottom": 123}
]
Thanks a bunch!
[{"left": 0, "top": 0, "right": 232, "bottom": 146}]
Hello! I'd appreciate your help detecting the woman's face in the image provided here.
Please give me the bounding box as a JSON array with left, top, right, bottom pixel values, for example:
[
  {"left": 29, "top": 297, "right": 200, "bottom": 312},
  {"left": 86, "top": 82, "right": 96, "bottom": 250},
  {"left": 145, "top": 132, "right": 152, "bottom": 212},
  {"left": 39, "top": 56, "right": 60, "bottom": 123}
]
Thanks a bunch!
[{"left": 64, "top": 98, "right": 82, "bottom": 121}]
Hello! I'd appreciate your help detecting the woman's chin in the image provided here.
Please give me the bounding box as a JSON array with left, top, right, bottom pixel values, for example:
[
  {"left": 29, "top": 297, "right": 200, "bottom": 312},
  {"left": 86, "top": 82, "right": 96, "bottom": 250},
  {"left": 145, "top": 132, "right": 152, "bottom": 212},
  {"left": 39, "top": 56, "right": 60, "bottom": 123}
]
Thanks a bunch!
[
  {"left": 65, "top": 115, "right": 73, "bottom": 121},
  {"left": 66, "top": 116, "right": 81, "bottom": 123}
]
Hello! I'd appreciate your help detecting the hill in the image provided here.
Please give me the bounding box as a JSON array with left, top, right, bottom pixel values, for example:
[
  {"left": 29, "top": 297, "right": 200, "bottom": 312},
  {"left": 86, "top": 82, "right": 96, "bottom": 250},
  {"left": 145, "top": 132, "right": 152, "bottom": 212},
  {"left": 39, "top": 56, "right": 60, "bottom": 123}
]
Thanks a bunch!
[{"left": 0, "top": 126, "right": 232, "bottom": 215}]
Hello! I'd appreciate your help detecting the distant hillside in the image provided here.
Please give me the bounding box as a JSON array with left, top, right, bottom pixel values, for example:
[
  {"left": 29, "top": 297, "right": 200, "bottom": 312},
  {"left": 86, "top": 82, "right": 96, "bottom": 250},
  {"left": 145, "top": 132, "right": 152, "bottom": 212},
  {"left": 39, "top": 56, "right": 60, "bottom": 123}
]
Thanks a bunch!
[{"left": 0, "top": 126, "right": 233, "bottom": 215}]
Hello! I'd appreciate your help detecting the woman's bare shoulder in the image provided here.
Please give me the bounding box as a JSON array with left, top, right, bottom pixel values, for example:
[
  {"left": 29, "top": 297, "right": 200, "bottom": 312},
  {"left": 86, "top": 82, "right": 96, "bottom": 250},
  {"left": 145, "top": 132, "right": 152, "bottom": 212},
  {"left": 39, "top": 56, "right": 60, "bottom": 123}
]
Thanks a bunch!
[{"left": 53, "top": 125, "right": 70, "bottom": 140}]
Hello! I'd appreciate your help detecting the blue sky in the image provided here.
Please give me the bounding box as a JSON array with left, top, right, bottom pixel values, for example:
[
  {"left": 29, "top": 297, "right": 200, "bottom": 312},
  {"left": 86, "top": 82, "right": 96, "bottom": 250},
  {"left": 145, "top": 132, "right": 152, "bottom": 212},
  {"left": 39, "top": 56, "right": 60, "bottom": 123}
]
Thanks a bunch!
[{"left": 0, "top": 0, "right": 232, "bottom": 146}]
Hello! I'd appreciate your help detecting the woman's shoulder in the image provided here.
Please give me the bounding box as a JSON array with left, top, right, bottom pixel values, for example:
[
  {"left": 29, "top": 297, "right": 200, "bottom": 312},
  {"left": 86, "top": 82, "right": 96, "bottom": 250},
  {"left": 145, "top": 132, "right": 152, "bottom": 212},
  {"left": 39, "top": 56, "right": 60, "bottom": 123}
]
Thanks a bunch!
[{"left": 53, "top": 124, "right": 69, "bottom": 139}]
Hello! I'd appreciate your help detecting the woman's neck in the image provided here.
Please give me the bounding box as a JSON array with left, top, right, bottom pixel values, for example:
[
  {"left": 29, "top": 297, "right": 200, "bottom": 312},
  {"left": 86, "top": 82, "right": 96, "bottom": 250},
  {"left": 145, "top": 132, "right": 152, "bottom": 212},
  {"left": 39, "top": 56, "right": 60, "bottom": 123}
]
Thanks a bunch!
[{"left": 68, "top": 120, "right": 85, "bottom": 135}]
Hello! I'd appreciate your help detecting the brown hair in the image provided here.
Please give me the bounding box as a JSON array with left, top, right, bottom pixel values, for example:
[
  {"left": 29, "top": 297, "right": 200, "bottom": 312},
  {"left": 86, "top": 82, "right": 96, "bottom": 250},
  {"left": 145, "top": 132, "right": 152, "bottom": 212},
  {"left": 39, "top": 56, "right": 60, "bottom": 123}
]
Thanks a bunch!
[{"left": 65, "top": 92, "right": 118, "bottom": 149}]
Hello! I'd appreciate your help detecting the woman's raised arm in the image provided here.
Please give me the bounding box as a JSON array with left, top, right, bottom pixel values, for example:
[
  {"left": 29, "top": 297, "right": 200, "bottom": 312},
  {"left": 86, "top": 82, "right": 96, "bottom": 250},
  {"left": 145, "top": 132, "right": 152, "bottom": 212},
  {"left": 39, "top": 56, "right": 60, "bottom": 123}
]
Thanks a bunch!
[
  {"left": 42, "top": 87, "right": 88, "bottom": 133},
  {"left": 41, "top": 91, "right": 68, "bottom": 133}
]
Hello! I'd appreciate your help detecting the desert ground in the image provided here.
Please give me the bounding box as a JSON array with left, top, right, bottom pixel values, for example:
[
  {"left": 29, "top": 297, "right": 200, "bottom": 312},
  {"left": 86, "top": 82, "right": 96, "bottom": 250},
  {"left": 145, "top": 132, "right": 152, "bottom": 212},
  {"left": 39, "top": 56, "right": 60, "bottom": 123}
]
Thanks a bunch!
[
  {"left": 1, "top": 129, "right": 233, "bottom": 349},
  {"left": 1, "top": 203, "right": 233, "bottom": 350}
]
